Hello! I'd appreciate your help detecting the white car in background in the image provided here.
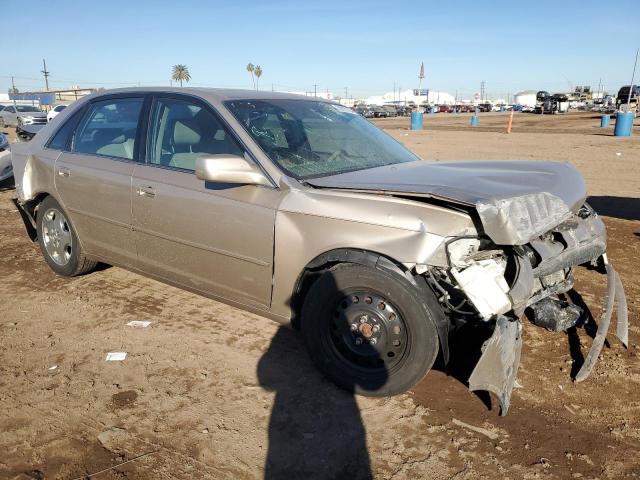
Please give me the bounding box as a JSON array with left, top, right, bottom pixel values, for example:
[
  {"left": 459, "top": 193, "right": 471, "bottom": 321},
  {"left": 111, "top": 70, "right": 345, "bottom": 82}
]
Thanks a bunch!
[
  {"left": 0, "top": 133, "right": 12, "bottom": 181},
  {"left": 0, "top": 105, "right": 47, "bottom": 127},
  {"left": 47, "top": 105, "right": 67, "bottom": 122}
]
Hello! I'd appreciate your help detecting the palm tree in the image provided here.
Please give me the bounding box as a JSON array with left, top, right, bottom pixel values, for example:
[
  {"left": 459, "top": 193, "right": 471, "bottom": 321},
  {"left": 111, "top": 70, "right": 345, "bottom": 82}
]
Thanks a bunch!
[
  {"left": 246, "top": 63, "right": 255, "bottom": 89},
  {"left": 254, "top": 65, "right": 263, "bottom": 91},
  {"left": 171, "top": 64, "right": 191, "bottom": 87}
]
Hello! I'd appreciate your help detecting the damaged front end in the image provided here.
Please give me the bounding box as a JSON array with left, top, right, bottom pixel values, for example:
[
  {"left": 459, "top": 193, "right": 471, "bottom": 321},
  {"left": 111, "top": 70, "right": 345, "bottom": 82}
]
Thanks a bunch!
[{"left": 424, "top": 199, "right": 628, "bottom": 415}]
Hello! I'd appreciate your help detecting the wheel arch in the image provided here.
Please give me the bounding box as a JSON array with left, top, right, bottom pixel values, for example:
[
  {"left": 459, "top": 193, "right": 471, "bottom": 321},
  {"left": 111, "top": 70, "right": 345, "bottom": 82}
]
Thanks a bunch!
[
  {"left": 16, "top": 191, "right": 53, "bottom": 241},
  {"left": 290, "top": 247, "right": 450, "bottom": 363}
]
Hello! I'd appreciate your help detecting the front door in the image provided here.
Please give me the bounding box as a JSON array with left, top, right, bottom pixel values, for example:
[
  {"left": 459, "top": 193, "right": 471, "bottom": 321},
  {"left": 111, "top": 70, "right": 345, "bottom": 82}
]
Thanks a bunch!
[
  {"left": 54, "top": 95, "right": 145, "bottom": 266},
  {"left": 132, "top": 95, "right": 278, "bottom": 308}
]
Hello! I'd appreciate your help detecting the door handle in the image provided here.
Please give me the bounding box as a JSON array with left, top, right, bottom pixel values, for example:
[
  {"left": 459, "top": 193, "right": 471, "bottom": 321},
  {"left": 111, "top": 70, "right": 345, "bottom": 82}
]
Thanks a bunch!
[
  {"left": 136, "top": 185, "right": 155, "bottom": 198},
  {"left": 57, "top": 167, "right": 71, "bottom": 177}
]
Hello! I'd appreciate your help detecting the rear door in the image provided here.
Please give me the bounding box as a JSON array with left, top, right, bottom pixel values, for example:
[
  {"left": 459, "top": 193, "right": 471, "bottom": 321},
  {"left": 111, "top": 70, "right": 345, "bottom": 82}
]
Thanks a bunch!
[
  {"left": 54, "top": 95, "right": 146, "bottom": 266},
  {"left": 131, "top": 94, "right": 279, "bottom": 308}
]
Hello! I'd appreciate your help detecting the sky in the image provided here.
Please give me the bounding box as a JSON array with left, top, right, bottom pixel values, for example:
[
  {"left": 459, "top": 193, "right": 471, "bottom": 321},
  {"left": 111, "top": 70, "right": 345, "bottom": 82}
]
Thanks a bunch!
[{"left": 3, "top": 0, "right": 639, "bottom": 100}]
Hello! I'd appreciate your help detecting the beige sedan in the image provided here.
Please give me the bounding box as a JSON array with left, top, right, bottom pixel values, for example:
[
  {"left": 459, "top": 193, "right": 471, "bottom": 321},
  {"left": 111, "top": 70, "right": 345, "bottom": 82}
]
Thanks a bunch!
[{"left": 11, "top": 88, "right": 627, "bottom": 415}]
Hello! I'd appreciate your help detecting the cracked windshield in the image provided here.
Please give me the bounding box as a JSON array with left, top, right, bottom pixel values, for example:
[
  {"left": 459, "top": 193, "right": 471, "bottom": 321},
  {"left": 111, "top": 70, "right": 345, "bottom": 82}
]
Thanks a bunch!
[{"left": 226, "top": 99, "right": 419, "bottom": 179}]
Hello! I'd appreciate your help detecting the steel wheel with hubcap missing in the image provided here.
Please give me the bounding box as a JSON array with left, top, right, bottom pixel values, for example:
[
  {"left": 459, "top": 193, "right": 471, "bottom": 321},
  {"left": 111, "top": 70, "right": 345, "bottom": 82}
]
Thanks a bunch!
[
  {"left": 330, "top": 292, "right": 408, "bottom": 373},
  {"left": 301, "top": 263, "right": 440, "bottom": 396}
]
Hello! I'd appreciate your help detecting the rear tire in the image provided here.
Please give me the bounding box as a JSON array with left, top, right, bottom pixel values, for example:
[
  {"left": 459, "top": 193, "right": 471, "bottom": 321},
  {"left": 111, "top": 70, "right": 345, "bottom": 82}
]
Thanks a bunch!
[
  {"left": 36, "top": 196, "right": 97, "bottom": 276},
  {"left": 301, "top": 263, "right": 439, "bottom": 397}
]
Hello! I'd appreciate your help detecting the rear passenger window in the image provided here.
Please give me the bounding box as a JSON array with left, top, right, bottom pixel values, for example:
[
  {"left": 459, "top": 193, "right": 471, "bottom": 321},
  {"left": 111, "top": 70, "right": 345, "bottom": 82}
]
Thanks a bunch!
[
  {"left": 73, "top": 98, "right": 143, "bottom": 160},
  {"left": 147, "top": 97, "right": 243, "bottom": 171},
  {"left": 47, "top": 108, "right": 85, "bottom": 151}
]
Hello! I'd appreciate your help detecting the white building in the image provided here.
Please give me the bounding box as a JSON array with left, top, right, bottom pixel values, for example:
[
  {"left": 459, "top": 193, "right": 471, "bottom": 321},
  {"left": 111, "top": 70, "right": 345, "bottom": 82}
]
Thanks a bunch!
[
  {"left": 365, "top": 88, "right": 456, "bottom": 106},
  {"left": 514, "top": 90, "right": 538, "bottom": 107}
]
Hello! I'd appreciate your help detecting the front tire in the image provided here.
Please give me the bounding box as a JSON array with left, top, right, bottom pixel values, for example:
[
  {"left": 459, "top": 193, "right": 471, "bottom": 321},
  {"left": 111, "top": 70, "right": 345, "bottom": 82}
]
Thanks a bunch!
[
  {"left": 301, "top": 263, "right": 440, "bottom": 396},
  {"left": 36, "top": 196, "right": 97, "bottom": 276}
]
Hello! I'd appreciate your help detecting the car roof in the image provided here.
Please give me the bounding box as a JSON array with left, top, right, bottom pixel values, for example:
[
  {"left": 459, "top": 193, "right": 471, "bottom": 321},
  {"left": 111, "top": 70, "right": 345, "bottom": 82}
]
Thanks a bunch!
[{"left": 87, "top": 87, "right": 334, "bottom": 103}]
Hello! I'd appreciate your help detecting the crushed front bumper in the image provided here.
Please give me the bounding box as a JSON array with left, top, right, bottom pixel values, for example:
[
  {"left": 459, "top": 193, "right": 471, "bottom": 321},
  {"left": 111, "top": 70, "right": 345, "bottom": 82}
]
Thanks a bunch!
[
  {"left": 468, "top": 256, "right": 628, "bottom": 415},
  {"left": 459, "top": 209, "right": 629, "bottom": 415}
]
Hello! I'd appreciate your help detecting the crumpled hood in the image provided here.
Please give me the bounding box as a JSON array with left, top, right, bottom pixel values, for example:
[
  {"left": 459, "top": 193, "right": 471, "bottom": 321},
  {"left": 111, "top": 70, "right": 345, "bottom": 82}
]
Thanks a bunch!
[{"left": 307, "top": 160, "right": 587, "bottom": 245}]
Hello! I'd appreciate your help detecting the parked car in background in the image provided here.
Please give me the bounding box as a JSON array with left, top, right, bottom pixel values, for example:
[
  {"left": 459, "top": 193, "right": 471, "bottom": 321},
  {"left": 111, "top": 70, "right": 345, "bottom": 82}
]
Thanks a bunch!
[
  {"left": 354, "top": 105, "right": 375, "bottom": 118},
  {"left": 47, "top": 105, "right": 68, "bottom": 122},
  {"left": 396, "top": 106, "right": 412, "bottom": 116},
  {"left": 477, "top": 103, "right": 492, "bottom": 112},
  {"left": 16, "top": 123, "right": 46, "bottom": 142},
  {"left": 11, "top": 87, "right": 627, "bottom": 415},
  {"left": 382, "top": 105, "right": 398, "bottom": 117},
  {"left": 438, "top": 104, "right": 453, "bottom": 113},
  {"left": 369, "top": 105, "right": 388, "bottom": 118},
  {"left": 616, "top": 85, "right": 639, "bottom": 111},
  {"left": 0, "top": 133, "right": 11, "bottom": 181},
  {"left": 0, "top": 105, "right": 48, "bottom": 127}
]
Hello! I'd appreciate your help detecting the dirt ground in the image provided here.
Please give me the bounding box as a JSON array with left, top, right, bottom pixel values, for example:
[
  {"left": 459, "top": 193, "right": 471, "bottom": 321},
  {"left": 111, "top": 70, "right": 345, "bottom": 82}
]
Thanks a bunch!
[{"left": 1, "top": 112, "right": 639, "bottom": 479}]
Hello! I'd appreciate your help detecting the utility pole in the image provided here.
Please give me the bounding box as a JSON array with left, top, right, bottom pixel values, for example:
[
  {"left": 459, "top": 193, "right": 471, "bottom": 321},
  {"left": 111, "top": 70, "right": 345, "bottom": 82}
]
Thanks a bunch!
[
  {"left": 41, "top": 59, "right": 51, "bottom": 91},
  {"left": 344, "top": 86, "right": 348, "bottom": 103},
  {"left": 313, "top": 84, "right": 318, "bottom": 97},
  {"left": 11, "top": 76, "right": 16, "bottom": 94},
  {"left": 480, "top": 80, "right": 486, "bottom": 102}
]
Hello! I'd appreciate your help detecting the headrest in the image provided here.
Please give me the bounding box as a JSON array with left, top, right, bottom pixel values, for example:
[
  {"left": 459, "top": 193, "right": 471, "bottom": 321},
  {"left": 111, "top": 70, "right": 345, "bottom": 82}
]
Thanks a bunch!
[{"left": 173, "top": 120, "right": 201, "bottom": 146}]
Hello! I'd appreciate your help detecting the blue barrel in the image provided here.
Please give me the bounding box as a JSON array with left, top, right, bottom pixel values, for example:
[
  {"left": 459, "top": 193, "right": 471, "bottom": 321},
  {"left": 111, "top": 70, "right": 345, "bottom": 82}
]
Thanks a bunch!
[
  {"left": 470, "top": 115, "right": 479, "bottom": 126},
  {"left": 410, "top": 112, "right": 423, "bottom": 130},
  {"left": 614, "top": 112, "right": 635, "bottom": 136},
  {"left": 600, "top": 115, "right": 610, "bottom": 128}
]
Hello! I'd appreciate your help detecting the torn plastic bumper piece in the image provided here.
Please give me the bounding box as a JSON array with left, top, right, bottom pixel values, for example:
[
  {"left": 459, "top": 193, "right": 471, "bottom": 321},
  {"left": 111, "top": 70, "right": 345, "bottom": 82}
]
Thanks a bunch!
[
  {"left": 574, "top": 262, "right": 628, "bottom": 382},
  {"left": 468, "top": 315, "right": 522, "bottom": 416},
  {"left": 468, "top": 258, "right": 628, "bottom": 416}
]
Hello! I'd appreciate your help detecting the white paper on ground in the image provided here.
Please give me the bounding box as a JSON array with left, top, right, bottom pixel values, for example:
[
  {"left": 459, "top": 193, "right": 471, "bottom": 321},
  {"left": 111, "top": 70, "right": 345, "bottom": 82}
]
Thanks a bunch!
[
  {"left": 126, "top": 320, "right": 152, "bottom": 328},
  {"left": 105, "top": 352, "right": 127, "bottom": 361}
]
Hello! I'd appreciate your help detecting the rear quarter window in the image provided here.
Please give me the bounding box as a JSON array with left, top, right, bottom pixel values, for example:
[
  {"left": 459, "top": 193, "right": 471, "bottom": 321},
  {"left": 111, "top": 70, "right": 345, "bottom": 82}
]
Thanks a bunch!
[{"left": 47, "top": 107, "right": 86, "bottom": 151}]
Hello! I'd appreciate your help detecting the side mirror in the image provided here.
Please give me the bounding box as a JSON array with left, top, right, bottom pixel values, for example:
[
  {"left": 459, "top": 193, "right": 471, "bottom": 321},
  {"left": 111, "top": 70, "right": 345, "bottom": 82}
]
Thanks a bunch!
[{"left": 195, "top": 154, "right": 272, "bottom": 187}]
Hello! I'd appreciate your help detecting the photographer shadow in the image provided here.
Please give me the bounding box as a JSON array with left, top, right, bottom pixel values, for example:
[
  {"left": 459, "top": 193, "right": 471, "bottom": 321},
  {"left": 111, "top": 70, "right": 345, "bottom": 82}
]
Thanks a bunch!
[{"left": 258, "top": 273, "right": 387, "bottom": 479}]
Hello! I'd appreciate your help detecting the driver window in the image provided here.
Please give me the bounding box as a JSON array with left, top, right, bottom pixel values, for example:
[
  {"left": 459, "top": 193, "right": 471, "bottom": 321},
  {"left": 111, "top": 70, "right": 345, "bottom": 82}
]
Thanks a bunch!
[{"left": 147, "top": 97, "right": 243, "bottom": 171}]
